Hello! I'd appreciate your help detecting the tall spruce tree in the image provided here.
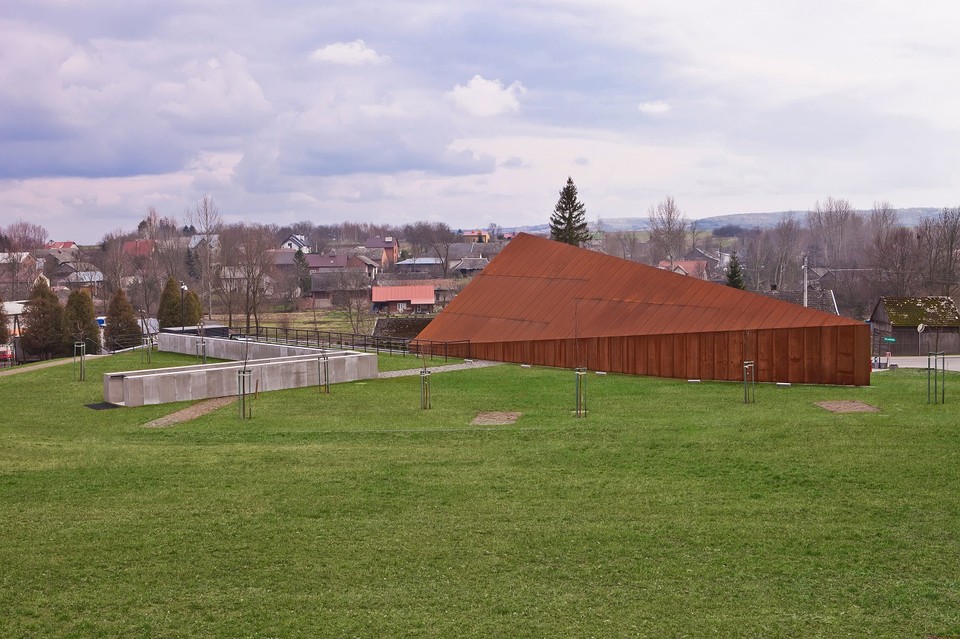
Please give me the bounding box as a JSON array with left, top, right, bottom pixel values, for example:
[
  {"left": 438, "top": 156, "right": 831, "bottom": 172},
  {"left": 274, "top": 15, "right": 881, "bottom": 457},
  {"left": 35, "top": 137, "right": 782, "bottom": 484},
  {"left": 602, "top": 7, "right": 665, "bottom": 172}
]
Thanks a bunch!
[
  {"left": 185, "top": 290, "right": 202, "bottom": 326},
  {"left": 0, "top": 292, "right": 9, "bottom": 346},
  {"left": 157, "top": 277, "right": 182, "bottom": 328},
  {"left": 21, "top": 277, "right": 66, "bottom": 360},
  {"left": 104, "top": 288, "right": 142, "bottom": 350},
  {"left": 293, "top": 249, "right": 311, "bottom": 295},
  {"left": 63, "top": 289, "right": 101, "bottom": 354},
  {"left": 549, "top": 177, "right": 591, "bottom": 247},
  {"left": 726, "top": 251, "right": 746, "bottom": 290}
]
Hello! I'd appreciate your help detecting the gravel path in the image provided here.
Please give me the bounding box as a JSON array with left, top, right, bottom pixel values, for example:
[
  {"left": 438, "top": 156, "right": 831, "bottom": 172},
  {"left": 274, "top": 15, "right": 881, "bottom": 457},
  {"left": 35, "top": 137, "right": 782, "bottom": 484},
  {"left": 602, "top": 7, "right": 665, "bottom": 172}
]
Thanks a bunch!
[
  {"left": 379, "top": 359, "right": 503, "bottom": 378},
  {"left": 142, "top": 396, "right": 237, "bottom": 428}
]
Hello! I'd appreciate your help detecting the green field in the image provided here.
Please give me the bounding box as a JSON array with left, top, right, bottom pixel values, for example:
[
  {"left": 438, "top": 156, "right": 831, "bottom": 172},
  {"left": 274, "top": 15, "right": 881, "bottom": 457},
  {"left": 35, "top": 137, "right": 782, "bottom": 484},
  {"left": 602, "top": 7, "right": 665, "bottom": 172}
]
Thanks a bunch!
[{"left": 1, "top": 353, "right": 959, "bottom": 637}]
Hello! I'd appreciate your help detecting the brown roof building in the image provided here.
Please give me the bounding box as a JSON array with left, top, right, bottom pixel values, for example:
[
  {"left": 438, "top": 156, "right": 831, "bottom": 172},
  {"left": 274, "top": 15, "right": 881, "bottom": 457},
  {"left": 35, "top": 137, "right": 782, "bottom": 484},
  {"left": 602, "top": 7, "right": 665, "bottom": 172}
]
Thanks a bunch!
[{"left": 416, "top": 233, "right": 870, "bottom": 385}]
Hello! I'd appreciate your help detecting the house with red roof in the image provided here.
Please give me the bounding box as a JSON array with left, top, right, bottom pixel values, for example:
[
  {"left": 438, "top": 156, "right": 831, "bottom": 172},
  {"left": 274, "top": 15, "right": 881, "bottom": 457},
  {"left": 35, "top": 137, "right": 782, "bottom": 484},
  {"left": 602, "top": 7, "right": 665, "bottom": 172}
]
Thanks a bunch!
[{"left": 372, "top": 285, "right": 435, "bottom": 314}]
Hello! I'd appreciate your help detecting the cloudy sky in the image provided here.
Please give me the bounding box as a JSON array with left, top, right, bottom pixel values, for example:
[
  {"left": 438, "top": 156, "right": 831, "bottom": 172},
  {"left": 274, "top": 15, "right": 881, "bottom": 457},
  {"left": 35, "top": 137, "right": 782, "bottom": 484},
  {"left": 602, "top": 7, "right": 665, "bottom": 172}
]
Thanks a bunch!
[{"left": 2, "top": 1, "right": 960, "bottom": 242}]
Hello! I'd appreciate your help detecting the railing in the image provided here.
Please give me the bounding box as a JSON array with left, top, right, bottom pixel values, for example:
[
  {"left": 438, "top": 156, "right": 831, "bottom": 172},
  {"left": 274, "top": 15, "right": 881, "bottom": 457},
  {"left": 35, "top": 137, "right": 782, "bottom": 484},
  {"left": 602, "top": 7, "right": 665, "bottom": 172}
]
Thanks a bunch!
[{"left": 229, "top": 325, "right": 470, "bottom": 362}]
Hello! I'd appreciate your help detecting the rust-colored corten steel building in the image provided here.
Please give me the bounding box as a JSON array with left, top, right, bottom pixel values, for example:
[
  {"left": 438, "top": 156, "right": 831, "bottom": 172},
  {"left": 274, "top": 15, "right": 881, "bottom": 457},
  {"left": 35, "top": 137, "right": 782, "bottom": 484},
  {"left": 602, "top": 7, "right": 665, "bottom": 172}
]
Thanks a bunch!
[{"left": 415, "top": 233, "right": 871, "bottom": 385}]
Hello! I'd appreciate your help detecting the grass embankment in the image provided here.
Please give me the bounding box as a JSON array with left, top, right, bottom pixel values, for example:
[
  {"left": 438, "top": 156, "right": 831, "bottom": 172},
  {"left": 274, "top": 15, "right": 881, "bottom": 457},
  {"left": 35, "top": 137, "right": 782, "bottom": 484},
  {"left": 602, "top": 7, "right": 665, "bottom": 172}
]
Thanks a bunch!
[{"left": 1, "top": 355, "right": 959, "bottom": 637}]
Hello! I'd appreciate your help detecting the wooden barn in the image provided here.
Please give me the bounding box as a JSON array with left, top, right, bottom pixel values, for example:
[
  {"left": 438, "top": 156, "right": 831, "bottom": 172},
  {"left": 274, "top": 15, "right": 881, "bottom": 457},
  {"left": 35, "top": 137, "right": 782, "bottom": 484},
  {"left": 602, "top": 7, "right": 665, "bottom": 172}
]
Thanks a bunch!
[
  {"left": 869, "top": 297, "right": 960, "bottom": 356},
  {"left": 414, "top": 233, "right": 871, "bottom": 385}
]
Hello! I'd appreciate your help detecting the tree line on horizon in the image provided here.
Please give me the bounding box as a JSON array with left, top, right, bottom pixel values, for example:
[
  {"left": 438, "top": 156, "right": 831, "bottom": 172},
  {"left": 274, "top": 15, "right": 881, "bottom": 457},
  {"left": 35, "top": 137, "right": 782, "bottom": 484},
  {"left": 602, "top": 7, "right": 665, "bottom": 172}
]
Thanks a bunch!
[{"left": 3, "top": 184, "right": 960, "bottom": 329}]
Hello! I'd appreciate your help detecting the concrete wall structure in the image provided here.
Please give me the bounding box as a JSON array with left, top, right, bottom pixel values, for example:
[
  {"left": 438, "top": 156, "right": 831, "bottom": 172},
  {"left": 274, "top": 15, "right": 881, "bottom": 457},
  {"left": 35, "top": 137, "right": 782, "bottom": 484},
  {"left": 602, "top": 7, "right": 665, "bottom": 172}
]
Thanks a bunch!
[{"left": 104, "top": 335, "right": 377, "bottom": 407}]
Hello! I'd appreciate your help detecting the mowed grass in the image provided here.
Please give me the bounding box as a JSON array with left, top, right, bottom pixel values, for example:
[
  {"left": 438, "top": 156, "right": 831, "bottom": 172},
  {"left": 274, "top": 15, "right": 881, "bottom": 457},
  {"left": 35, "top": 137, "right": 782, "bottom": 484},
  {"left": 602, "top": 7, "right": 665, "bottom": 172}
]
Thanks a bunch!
[{"left": 1, "top": 354, "right": 959, "bottom": 638}]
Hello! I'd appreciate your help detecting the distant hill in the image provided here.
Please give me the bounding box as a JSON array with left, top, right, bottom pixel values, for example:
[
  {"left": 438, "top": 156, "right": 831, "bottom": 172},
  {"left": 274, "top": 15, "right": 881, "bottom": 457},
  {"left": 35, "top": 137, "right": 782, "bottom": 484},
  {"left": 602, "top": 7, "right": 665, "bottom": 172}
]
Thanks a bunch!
[{"left": 508, "top": 208, "right": 943, "bottom": 235}]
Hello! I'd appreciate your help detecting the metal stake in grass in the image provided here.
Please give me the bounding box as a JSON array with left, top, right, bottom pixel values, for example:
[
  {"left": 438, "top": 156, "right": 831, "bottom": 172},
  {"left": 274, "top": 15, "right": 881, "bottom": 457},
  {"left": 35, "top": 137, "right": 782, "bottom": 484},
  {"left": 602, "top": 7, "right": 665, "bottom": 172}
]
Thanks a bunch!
[
  {"left": 420, "top": 368, "right": 431, "bottom": 409},
  {"left": 238, "top": 369, "right": 253, "bottom": 419},
  {"left": 196, "top": 321, "right": 207, "bottom": 364},
  {"left": 318, "top": 352, "right": 330, "bottom": 394},
  {"left": 574, "top": 367, "right": 587, "bottom": 417},
  {"left": 927, "top": 351, "right": 946, "bottom": 404},
  {"left": 742, "top": 360, "right": 755, "bottom": 404},
  {"left": 140, "top": 336, "right": 153, "bottom": 364},
  {"left": 73, "top": 341, "right": 86, "bottom": 381}
]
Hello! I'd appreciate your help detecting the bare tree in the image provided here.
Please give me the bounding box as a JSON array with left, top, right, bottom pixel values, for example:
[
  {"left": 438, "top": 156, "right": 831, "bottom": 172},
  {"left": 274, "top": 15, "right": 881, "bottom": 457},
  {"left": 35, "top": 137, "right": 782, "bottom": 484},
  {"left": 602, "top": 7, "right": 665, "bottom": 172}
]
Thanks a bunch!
[
  {"left": 917, "top": 206, "right": 960, "bottom": 295},
  {"left": 864, "top": 202, "right": 917, "bottom": 297},
  {"left": 213, "top": 226, "right": 244, "bottom": 328},
  {"left": 426, "top": 222, "right": 458, "bottom": 277},
  {"left": 602, "top": 231, "right": 644, "bottom": 262},
  {"left": 769, "top": 214, "right": 804, "bottom": 290},
  {"left": 236, "top": 224, "right": 277, "bottom": 332},
  {"left": 97, "top": 230, "right": 131, "bottom": 298},
  {"left": 403, "top": 221, "right": 434, "bottom": 257},
  {"left": 334, "top": 269, "right": 375, "bottom": 334},
  {"left": 2, "top": 220, "right": 47, "bottom": 298},
  {"left": 143, "top": 207, "right": 188, "bottom": 282},
  {"left": 740, "top": 229, "right": 774, "bottom": 291},
  {"left": 647, "top": 196, "right": 688, "bottom": 265},
  {"left": 806, "top": 197, "right": 860, "bottom": 266},
  {"left": 187, "top": 196, "right": 222, "bottom": 319}
]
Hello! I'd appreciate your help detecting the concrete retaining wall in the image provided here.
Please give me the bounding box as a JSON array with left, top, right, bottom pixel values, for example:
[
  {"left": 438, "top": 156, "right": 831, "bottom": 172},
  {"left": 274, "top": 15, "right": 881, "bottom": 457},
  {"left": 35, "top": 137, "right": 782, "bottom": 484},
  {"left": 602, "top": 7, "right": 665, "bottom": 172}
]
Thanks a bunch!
[
  {"left": 104, "top": 335, "right": 377, "bottom": 407},
  {"left": 157, "top": 333, "right": 337, "bottom": 360}
]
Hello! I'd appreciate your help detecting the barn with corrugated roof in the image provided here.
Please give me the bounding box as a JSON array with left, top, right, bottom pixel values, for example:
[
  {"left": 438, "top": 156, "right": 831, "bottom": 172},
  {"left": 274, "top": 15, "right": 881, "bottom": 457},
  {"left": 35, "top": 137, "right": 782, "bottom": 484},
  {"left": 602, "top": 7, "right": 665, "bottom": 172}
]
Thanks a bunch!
[{"left": 414, "top": 233, "right": 870, "bottom": 385}]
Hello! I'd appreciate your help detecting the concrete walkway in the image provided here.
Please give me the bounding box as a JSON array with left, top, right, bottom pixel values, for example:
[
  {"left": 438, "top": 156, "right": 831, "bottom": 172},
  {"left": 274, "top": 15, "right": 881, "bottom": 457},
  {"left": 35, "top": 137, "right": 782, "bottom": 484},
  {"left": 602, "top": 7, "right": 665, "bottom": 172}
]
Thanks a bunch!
[{"left": 379, "top": 360, "right": 503, "bottom": 378}]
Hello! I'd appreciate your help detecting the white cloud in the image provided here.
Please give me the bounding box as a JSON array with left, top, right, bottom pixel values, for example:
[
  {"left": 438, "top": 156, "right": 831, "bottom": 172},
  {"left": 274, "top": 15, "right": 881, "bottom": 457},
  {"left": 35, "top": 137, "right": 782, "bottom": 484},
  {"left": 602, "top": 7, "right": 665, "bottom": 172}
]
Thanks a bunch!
[
  {"left": 638, "top": 100, "right": 670, "bottom": 115},
  {"left": 309, "top": 40, "right": 390, "bottom": 66},
  {"left": 153, "top": 51, "right": 273, "bottom": 134},
  {"left": 447, "top": 75, "right": 526, "bottom": 117}
]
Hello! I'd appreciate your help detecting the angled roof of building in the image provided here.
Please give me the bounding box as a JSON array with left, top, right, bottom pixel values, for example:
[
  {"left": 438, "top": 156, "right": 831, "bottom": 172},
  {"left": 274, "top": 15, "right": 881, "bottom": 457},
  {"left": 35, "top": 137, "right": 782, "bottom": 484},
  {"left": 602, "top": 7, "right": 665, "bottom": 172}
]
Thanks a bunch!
[
  {"left": 658, "top": 259, "right": 708, "bottom": 278},
  {"left": 372, "top": 285, "right": 436, "bottom": 305},
  {"left": 307, "top": 253, "right": 349, "bottom": 269},
  {"left": 45, "top": 241, "right": 77, "bottom": 250},
  {"left": 365, "top": 236, "right": 398, "bottom": 249},
  {"left": 873, "top": 296, "right": 960, "bottom": 327},
  {"left": 122, "top": 239, "right": 155, "bottom": 257},
  {"left": 417, "top": 233, "right": 862, "bottom": 345},
  {"left": 760, "top": 288, "right": 839, "bottom": 315}
]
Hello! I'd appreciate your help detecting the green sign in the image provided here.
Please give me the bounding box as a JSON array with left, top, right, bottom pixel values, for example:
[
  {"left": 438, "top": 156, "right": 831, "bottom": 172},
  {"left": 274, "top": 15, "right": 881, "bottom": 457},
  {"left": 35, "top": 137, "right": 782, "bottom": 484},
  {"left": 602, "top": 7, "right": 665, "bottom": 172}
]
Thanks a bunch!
[{"left": 883, "top": 337, "right": 896, "bottom": 343}]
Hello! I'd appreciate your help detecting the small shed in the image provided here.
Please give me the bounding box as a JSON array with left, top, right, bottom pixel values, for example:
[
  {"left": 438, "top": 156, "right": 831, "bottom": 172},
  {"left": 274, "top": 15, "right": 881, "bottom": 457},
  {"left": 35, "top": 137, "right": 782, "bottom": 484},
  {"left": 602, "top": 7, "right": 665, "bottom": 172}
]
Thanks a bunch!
[
  {"left": 372, "top": 285, "right": 436, "bottom": 314},
  {"left": 869, "top": 297, "right": 960, "bottom": 355}
]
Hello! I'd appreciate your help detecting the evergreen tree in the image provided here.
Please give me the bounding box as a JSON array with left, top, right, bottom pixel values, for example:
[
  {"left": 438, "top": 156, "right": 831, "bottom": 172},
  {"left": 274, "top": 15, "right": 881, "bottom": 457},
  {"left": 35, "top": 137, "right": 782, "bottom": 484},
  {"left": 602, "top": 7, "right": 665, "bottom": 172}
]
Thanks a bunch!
[
  {"left": 157, "top": 277, "right": 182, "bottom": 328},
  {"left": 21, "top": 278, "right": 66, "bottom": 360},
  {"left": 185, "top": 290, "right": 202, "bottom": 326},
  {"left": 726, "top": 251, "right": 746, "bottom": 290},
  {"left": 62, "top": 289, "right": 101, "bottom": 354},
  {"left": 185, "top": 247, "right": 202, "bottom": 281},
  {"left": 549, "top": 177, "right": 591, "bottom": 247},
  {"left": 293, "top": 249, "right": 311, "bottom": 295},
  {"left": 0, "top": 292, "right": 9, "bottom": 345},
  {"left": 104, "top": 288, "right": 142, "bottom": 350}
]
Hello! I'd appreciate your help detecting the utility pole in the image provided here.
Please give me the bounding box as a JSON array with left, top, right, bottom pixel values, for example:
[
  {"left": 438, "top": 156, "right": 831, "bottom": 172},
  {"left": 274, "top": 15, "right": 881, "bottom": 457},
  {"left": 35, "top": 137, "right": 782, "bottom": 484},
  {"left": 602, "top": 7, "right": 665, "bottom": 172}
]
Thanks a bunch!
[{"left": 802, "top": 254, "right": 808, "bottom": 308}]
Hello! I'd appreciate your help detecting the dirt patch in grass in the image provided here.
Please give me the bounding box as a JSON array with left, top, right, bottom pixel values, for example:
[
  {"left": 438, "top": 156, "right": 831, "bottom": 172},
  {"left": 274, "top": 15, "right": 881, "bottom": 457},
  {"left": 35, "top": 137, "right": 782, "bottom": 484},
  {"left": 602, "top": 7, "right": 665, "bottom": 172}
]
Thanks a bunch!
[
  {"left": 816, "top": 400, "right": 880, "bottom": 413},
  {"left": 143, "top": 396, "right": 237, "bottom": 428},
  {"left": 471, "top": 411, "right": 522, "bottom": 425}
]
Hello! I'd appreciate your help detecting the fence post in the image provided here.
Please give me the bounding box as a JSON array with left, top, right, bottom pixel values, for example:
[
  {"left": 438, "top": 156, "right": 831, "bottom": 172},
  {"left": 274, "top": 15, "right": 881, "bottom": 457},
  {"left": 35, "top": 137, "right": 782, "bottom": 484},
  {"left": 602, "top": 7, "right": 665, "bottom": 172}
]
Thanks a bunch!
[
  {"left": 238, "top": 369, "right": 252, "bottom": 419},
  {"left": 420, "top": 369, "right": 431, "bottom": 409},
  {"left": 73, "top": 341, "right": 86, "bottom": 381},
  {"left": 743, "top": 361, "right": 755, "bottom": 404},
  {"left": 574, "top": 367, "right": 587, "bottom": 417}
]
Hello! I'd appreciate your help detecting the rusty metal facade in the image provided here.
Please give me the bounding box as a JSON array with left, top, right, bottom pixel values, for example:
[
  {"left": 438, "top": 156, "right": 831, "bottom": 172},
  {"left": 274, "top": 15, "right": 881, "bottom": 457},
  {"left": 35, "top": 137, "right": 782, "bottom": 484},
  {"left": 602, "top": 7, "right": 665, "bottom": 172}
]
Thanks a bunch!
[{"left": 416, "top": 233, "right": 871, "bottom": 385}]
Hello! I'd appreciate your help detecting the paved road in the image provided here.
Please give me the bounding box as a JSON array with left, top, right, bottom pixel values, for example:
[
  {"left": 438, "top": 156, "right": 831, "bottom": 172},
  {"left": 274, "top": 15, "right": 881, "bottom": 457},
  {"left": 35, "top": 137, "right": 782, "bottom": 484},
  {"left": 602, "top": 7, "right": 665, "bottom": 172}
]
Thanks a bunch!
[{"left": 878, "top": 355, "right": 960, "bottom": 371}]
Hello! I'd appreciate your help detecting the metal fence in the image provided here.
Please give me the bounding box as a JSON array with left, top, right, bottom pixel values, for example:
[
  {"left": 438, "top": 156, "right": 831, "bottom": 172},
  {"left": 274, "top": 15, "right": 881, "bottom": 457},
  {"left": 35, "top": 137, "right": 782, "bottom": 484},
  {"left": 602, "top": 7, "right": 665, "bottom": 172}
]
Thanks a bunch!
[{"left": 230, "top": 325, "right": 470, "bottom": 362}]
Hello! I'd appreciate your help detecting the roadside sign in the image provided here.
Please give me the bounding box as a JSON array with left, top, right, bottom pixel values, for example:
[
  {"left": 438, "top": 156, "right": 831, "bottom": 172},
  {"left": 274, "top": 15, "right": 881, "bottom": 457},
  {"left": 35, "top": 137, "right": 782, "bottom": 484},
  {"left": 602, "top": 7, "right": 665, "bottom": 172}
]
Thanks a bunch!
[{"left": 883, "top": 337, "right": 896, "bottom": 343}]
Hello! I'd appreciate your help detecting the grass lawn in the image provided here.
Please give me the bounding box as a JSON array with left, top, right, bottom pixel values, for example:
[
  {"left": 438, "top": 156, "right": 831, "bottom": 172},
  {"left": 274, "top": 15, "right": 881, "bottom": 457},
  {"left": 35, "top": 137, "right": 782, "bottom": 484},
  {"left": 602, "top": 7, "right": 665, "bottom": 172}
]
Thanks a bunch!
[{"left": 1, "top": 354, "right": 959, "bottom": 637}]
